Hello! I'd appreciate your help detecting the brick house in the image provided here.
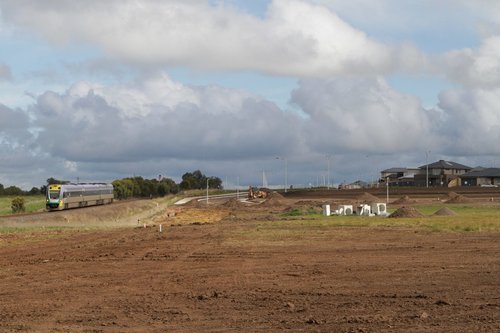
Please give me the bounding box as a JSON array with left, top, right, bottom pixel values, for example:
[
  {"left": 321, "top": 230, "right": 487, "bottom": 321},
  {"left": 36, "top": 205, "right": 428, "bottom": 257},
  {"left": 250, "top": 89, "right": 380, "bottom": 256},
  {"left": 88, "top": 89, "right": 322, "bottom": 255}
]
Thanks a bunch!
[
  {"left": 460, "top": 168, "right": 500, "bottom": 186},
  {"left": 380, "top": 167, "right": 420, "bottom": 186},
  {"left": 414, "top": 160, "right": 472, "bottom": 187}
]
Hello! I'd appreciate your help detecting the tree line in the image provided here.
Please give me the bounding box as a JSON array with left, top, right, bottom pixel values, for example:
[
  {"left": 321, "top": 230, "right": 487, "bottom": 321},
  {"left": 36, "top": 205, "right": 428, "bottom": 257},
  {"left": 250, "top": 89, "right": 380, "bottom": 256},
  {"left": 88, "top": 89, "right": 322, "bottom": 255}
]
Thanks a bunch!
[{"left": 0, "top": 170, "right": 223, "bottom": 200}]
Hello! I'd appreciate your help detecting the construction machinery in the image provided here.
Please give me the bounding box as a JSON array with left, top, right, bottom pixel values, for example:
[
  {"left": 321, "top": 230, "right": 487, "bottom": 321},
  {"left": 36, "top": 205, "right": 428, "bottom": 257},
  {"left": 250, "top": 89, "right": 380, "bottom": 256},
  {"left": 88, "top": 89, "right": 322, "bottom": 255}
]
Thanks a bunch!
[{"left": 248, "top": 186, "right": 270, "bottom": 199}]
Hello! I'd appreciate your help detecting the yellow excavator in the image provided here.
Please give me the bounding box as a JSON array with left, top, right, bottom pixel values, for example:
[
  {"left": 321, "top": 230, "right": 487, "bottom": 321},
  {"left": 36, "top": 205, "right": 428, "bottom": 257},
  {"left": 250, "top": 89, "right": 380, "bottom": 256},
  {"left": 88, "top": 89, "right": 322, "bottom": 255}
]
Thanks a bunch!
[{"left": 248, "top": 186, "right": 270, "bottom": 199}]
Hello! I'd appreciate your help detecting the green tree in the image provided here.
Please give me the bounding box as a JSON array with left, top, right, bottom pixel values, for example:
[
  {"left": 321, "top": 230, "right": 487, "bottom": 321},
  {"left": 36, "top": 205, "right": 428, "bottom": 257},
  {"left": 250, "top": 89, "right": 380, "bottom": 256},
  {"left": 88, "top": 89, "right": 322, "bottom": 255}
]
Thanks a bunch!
[
  {"left": 28, "top": 187, "right": 41, "bottom": 195},
  {"left": 112, "top": 178, "right": 134, "bottom": 199},
  {"left": 11, "top": 197, "right": 25, "bottom": 213},
  {"left": 157, "top": 178, "right": 178, "bottom": 196},
  {"left": 180, "top": 170, "right": 205, "bottom": 190},
  {"left": 112, "top": 176, "right": 179, "bottom": 199},
  {"left": 180, "top": 170, "right": 222, "bottom": 190},
  {"left": 207, "top": 176, "right": 223, "bottom": 190},
  {"left": 46, "top": 178, "right": 69, "bottom": 185},
  {"left": 0, "top": 183, "right": 4, "bottom": 195},
  {"left": 4, "top": 186, "right": 23, "bottom": 196}
]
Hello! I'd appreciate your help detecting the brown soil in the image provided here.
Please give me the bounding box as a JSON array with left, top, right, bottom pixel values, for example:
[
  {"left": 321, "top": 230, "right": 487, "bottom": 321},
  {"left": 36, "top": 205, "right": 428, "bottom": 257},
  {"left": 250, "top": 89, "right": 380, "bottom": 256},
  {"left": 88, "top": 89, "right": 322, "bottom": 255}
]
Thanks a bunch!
[
  {"left": 260, "top": 191, "right": 286, "bottom": 207},
  {"left": 357, "top": 192, "right": 380, "bottom": 203},
  {"left": 389, "top": 206, "right": 425, "bottom": 218},
  {"left": 0, "top": 194, "right": 499, "bottom": 332},
  {"left": 433, "top": 207, "right": 458, "bottom": 216},
  {"left": 445, "top": 194, "right": 473, "bottom": 203},
  {"left": 392, "top": 195, "right": 417, "bottom": 204}
]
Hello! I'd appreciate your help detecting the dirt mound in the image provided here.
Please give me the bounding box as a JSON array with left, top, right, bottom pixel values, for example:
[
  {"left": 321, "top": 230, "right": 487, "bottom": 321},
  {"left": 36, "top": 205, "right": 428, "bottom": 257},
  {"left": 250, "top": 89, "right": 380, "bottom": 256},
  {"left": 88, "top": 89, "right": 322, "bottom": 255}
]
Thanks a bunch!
[
  {"left": 357, "top": 192, "right": 380, "bottom": 203},
  {"left": 268, "top": 191, "right": 285, "bottom": 199},
  {"left": 261, "top": 191, "right": 286, "bottom": 207},
  {"left": 433, "top": 207, "right": 457, "bottom": 216},
  {"left": 445, "top": 194, "right": 472, "bottom": 203},
  {"left": 392, "top": 195, "right": 416, "bottom": 204},
  {"left": 389, "top": 206, "right": 424, "bottom": 218},
  {"left": 223, "top": 198, "right": 243, "bottom": 208}
]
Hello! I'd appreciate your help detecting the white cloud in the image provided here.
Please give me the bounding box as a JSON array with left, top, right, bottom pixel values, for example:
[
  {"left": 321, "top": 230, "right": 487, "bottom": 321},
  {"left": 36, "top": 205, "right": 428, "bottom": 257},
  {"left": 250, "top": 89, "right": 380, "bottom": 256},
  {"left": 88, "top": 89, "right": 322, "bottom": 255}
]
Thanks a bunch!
[
  {"left": 31, "top": 73, "right": 301, "bottom": 163},
  {"left": 0, "top": 0, "right": 423, "bottom": 77},
  {"left": 439, "top": 36, "right": 500, "bottom": 87},
  {"left": 437, "top": 87, "right": 500, "bottom": 155},
  {"left": 3, "top": 0, "right": 500, "bottom": 188},
  {"left": 3, "top": 71, "right": 500, "bottom": 188},
  {"left": 292, "top": 76, "right": 435, "bottom": 154}
]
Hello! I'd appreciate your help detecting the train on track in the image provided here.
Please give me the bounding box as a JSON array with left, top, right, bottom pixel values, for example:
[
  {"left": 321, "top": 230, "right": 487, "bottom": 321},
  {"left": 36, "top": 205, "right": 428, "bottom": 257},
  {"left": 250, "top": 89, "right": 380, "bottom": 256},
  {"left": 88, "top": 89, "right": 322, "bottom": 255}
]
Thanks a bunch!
[{"left": 46, "top": 183, "right": 114, "bottom": 211}]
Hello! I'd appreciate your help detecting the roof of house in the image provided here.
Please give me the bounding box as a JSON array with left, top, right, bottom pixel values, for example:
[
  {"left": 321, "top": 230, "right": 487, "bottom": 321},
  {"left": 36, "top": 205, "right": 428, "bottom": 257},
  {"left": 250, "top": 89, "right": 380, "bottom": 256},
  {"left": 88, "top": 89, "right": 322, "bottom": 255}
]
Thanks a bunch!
[
  {"left": 381, "top": 167, "right": 420, "bottom": 173},
  {"left": 381, "top": 167, "right": 409, "bottom": 173},
  {"left": 419, "top": 160, "right": 471, "bottom": 170},
  {"left": 460, "top": 168, "right": 500, "bottom": 178}
]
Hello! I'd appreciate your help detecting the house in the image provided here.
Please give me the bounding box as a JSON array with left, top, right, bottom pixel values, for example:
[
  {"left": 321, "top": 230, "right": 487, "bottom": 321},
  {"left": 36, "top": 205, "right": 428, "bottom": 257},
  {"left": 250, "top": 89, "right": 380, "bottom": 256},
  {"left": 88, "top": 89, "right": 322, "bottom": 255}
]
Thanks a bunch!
[
  {"left": 380, "top": 167, "right": 420, "bottom": 186},
  {"left": 414, "top": 160, "right": 472, "bottom": 187},
  {"left": 460, "top": 168, "right": 500, "bottom": 187}
]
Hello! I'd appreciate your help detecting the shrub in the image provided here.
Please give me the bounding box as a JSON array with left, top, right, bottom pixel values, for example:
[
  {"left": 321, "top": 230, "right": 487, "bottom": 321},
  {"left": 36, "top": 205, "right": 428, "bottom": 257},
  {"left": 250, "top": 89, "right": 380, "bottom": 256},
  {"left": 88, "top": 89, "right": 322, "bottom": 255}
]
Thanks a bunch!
[{"left": 11, "top": 197, "right": 25, "bottom": 213}]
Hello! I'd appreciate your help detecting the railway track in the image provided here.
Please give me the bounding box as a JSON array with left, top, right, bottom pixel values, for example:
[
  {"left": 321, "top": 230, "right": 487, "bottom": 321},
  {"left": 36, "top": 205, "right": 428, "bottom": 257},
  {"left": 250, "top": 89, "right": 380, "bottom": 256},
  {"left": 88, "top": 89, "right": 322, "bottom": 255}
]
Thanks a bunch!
[{"left": 0, "top": 198, "right": 145, "bottom": 220}]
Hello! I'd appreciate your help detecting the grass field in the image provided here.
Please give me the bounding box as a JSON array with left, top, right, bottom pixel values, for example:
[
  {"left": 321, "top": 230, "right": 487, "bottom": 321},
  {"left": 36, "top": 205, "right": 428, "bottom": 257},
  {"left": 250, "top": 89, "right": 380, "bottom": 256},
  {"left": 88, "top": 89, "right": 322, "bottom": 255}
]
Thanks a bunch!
[
  {"left": 2, "top": 197, "right": 500, "bottom": 239},
  {"left": 276, "top": 204, "right": 500, "bottom": 234},
  {"left": 0, "top": 195, "right": 46, "bottom": 215}
]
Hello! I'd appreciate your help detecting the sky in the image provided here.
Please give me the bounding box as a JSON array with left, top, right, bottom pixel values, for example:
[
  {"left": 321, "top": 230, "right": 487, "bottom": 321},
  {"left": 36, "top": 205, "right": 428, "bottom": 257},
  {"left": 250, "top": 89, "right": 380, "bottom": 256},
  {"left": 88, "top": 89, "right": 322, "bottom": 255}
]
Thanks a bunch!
[{"left": 1, "top": 0, "right": 500, "bottom": 190}]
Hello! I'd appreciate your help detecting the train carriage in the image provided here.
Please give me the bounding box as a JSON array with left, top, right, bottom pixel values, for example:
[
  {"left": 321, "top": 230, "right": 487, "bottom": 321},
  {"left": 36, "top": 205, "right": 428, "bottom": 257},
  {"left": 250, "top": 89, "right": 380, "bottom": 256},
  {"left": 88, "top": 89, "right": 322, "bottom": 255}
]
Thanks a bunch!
[{"left": 46, "top": 183, "right": 114, "bottom": 211}]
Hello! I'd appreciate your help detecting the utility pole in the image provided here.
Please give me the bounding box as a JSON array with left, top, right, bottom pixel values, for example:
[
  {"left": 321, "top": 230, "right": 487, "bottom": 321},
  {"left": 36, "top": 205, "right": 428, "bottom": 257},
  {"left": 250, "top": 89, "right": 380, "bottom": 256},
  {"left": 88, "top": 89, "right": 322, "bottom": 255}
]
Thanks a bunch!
[
  {"left": 326, "top": 155, "right": 331, "bottom": 189},
  {"left": 276, "top": 157, "right": 288, "bottom": 192},
  {"left": 426, "top": 150, "right": 431, "bottom": 188},
  {"left": 206, "top": 178, "right": 209, "bottom": 205},
  {"left": 386, "top": 176, "right": 389, "bottom": 204}
]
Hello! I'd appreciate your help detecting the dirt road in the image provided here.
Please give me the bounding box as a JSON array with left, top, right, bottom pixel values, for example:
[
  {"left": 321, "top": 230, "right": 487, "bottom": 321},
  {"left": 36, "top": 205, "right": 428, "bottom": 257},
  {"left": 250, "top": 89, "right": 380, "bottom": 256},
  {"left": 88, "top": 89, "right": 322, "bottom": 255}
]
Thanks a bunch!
[{"left": 1, "top": 217, "right": 499, "bottom": 332}]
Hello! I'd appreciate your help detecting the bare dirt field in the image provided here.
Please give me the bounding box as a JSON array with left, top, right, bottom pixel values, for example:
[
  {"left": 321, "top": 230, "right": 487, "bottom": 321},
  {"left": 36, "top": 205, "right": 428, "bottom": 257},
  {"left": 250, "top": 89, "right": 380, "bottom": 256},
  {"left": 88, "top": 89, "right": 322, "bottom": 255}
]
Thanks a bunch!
[{"left": 1, "top": 189, "right": 499, "bottom": 332}]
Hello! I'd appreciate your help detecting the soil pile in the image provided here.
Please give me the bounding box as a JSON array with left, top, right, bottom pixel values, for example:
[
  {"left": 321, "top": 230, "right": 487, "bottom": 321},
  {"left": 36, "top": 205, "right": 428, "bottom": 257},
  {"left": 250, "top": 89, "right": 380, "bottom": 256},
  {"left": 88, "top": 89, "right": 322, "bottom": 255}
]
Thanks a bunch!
[
  {"left": 445, "top": 193, "right": 472, "bottom": 203},
  {"left": 261, "top": 191, "right": 286, "bottom": 207},
  {"left": 389, "top": 206, "right": 424, "bottom": 218},
  {"left": 433, "top": 207, "right": 457, "bottom": 216},
  {"left": 392, "top": 195, "right": 416, "bottom": 204},
  {"left": 357, "top": 192, "right": 380, "bottom": 203},
  {"left": 223, "top": 198, "right": 243, "bottom": 208}
]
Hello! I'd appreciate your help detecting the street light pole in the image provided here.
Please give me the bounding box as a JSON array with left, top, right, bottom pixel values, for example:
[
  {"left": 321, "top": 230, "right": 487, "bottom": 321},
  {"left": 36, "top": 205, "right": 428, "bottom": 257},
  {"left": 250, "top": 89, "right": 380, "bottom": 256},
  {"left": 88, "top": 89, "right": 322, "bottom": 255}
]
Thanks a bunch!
[
  {"left": 276, "top": 157, "right": 288, "bottom": 192},
  {"left": 386, "top": 176, "right": 389, "bottom": 204},
  {"left": 425, "top": 150, "right": 430, "bottom": 188},
  {"left": 206, "top": 178, "right": 209, "bottom": 205},
  {"left": 285, "top": 158, "right": 288, "bottom": 193},
  {"left": 326, "top": 155, "right": 331, "bottom": 189}
]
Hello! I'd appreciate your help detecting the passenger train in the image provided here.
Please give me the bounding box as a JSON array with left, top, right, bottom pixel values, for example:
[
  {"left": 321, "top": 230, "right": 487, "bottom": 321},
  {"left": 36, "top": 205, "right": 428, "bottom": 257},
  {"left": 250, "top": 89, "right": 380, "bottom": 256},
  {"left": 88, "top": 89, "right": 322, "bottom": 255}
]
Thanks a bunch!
[{"left": 46, "top": 183, "right": 114, "bottom": 211}]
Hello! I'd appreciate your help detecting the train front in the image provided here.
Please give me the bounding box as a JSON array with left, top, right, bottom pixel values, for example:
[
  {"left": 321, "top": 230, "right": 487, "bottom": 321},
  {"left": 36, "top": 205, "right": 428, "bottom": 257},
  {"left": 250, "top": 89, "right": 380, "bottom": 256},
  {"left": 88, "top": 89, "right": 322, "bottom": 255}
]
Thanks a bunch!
[{"left": 46, "top": 184, "right": 64, "bottom": 210}]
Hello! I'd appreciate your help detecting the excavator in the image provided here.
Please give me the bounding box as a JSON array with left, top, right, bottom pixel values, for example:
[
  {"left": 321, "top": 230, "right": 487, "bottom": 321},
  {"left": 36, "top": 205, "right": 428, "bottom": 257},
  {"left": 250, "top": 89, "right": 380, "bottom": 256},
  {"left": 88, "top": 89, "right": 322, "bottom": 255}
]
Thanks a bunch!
[{"left": 248, "top": 186, "right": 270, "bottom": 199}]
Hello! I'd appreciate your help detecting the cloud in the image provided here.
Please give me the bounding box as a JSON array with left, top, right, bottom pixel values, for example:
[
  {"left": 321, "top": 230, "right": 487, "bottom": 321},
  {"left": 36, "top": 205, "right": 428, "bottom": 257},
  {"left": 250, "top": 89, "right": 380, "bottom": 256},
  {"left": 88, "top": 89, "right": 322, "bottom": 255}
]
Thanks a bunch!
[
  {"left": 0, "top": 0, "right": 422, "bottom": 77},
  {"left": 437, "top": 86, "right": 500, "bottom": 155},
  {"left": 31, "top": 74, "right": 301, "bottom": 163},
  {"left": 439, "top": 36, "right": 500, "bottom": 87},
  {"left": 3, "top": 71, "right": 500, "bottom": 188},
  {"left": 0, "top": 103, "right": 31, "bottom": 141},
  {"left": 0, "top": 104, "right": 43, "bottom": 187},
  {"left": 292, "top": 76, "right": 435, "bottom": 154},
  {"left": 0, "top": 63, "right": 12, "bottom": 80}
]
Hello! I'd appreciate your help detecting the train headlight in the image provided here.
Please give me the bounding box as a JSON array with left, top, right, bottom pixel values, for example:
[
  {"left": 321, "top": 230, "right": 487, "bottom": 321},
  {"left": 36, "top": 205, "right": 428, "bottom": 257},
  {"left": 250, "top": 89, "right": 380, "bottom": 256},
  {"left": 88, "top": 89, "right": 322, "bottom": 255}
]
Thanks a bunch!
[{"left": 59, "top": 200, "right": 64, "bottom": 207}]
